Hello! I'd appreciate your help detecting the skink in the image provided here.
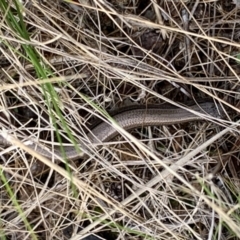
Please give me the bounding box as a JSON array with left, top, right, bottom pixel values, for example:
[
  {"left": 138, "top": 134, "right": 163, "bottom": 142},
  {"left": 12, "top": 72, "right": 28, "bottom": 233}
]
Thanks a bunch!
[{"left": 0, "top": 101, "right": 222, "bottom": 160}]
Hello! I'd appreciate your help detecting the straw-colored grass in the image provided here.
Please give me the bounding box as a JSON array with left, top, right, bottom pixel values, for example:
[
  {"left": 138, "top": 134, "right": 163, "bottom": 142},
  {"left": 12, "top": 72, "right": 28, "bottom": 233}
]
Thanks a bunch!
[{"left": 0, "top": 0, "right": 240, "bottom": 239}]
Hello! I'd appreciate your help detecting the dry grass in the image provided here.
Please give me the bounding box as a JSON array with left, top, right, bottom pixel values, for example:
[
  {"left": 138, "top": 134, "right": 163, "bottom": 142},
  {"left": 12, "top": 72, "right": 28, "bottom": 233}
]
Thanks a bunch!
[{"left": 1, "top": 0, "right": 240, "bottom": 239}]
